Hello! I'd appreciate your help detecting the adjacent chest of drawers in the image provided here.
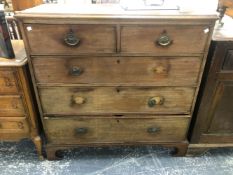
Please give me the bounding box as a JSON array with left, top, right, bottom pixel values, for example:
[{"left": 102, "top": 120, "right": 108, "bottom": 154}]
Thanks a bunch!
[
  {"left": 0, "top": 40, "right": 42, "bottom": 159},
  {"left": 16, "top": 4, "right": 217, "bottom": 160}
]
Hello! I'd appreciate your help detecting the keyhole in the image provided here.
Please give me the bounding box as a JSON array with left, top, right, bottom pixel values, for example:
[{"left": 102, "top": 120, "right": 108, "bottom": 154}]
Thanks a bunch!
[
  {"left": 113, "top": 114, "right": 124, "bottom": 117},
  {"left": 116, "top": 88, "right": 120, "bottom": 93},
  {"left": 116, "top": 59, "right": 120, "bottom": 64}
]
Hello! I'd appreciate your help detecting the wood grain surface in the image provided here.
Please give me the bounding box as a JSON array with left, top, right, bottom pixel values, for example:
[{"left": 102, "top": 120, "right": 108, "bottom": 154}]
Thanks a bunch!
[
  {"left": 121, "top": 25, "right": 209, "bottom": 54},
  {"left": 0, "top": 96, "right": 25, "bottom": 117},
  {"left": 32, "top": 56, "right": 201, "bottom": 86},
  {"left": 0, "top": 117, "right": 29, "bottom": 134},
  {"left": 0, "top": 69, "right": 18, "bottom": 94},
  {"left": 25, "top": 24, "right": 116, "bottom": 55},
  {"left": 44, "top": 116, "right": 190, "bottom": 144},
  {"left": 39, "top": 86, "right": 195, "bottom": 115}
]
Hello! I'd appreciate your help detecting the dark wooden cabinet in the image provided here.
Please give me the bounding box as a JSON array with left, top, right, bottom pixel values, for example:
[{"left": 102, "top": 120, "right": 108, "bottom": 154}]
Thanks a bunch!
[{"left": 188, "top": 40, "right": 233, "bottom": 155}]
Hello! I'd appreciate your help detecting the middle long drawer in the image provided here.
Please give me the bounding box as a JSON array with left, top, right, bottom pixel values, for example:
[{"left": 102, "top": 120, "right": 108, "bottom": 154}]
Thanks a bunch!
[
  {"left": 32, "top": 56, "right": 201, "bottom": 86},
  {"left": 39, "top": 86, "right": 195, "bottom": 115}
]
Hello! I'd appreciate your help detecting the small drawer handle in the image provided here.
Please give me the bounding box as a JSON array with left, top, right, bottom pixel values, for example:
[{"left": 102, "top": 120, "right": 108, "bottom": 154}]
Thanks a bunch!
[
  {"left": 147, "top": 127, "right": 160, "bottom": 134},
  {"left": 11, "top": 100, "right": 19, "bottom": 109},
  {"left": 148, "top": 96, "right": 164, "bottom": 107},
  {"left": 156, "top": 31, "right": 173, "bottom": 47},
  {"left": 4, "top": 77, "right": 13, "bottom": 87},
  {"left": 153, "top": 66, "right": 167, "bottom": 74},
  {"left": 64, "top": 29, "right": 80, "bottom": 46},
  {"left": 75, "top": 127, "right": 88, "bottom": 135},
  {"left": 73, "top": 96, "right": 86, "bottom": 105},
  {"left": 70, "top": 66, "right": 83, "bottom": 76},
  {"left": 18, "top": 122, "right": 24, "bottom": 129}
]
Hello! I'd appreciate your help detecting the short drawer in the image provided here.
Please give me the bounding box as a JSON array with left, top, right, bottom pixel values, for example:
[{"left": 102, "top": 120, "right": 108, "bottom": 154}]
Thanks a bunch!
[
  {"left": 0, "top": 69, "right": 18, "bottom": 94},
  {"left": 121, "top": 25, "right": 209, "bottom": 54},
  {"left": 33, "top": 56, "right": 201, "bottom": 86},
  {"left": 44, "top": 116, "right": 190, "bottom": 144},
  {"left": 39, "top": 87, "right": 195, "bottom": 115},
  {"left": 0, "top": 117, "right": 29, "bottom": 134},
  {"left": 0, "top": 96, "right": 25, "bottom": 116},
  {"left": 25, "top": 24, "right": 116, "bottom": 55}
]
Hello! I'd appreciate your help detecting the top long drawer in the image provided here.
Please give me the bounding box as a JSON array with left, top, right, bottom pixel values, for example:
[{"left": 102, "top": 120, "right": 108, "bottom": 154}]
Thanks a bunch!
[{"left": 24, "top": 24, "right": 117, "bottom": 55}]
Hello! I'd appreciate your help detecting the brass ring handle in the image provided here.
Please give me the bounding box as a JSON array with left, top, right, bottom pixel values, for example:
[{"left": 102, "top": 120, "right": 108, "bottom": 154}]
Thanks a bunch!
[
  {"left": 156, "top": 35, "right": 172, "bottom": 47},
  {"left": 64, "top": 30, "right": 80, "bottom": 46},
  {"left": 148, "top": 96, "right": 164, "bottom": 107},
  {"left": 73, "top": 96, "right": 86, "bottom": 105},
  {"left": 156, "top": 30, "right": 173, "bottom": 47},
  {"left": 75, "top": 127, "right": 88, "bottom": 135},
  {"left": 70, "top": 66, "right": 83, "bottom": 76},
  {"left": 147, "top": 127, "right": 160, "bottom": 134}
]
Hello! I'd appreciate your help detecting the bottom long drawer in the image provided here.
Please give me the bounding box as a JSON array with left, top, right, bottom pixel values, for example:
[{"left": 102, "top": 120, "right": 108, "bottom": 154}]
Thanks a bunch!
[{"left": 44, "top": 116, "right": 190, "bottom": 144}]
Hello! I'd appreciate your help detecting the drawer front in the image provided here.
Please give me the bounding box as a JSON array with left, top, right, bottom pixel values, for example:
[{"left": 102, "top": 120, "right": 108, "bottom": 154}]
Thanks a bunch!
[
  {"left": 33, "top": 56, "right": 201, "bottom": 86},
  {"left": 25, "top": 24, "right": 116, "bottom": 55},
  {"left": 0, "top": 96, "right": 25, "bottom": 116},
  {"left": 44, "top": 116, "right": 190, "bottom": 144},
  {"left": 121, "top": 25, "right": 209, "bottom": 54},
  {"left": 39, "top": 87, "right": 195, "bottom": 115},
  {"left": 0, "top": 117, "right": 29, "bottom": 134},
  {"left": 0, "top": 69, "right": 18, "bottom": 94}
]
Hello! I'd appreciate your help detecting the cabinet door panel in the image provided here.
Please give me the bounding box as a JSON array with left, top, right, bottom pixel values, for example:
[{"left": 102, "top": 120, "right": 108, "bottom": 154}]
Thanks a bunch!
[
  {"left": 190, "top": 41, "right": 233, "bottom": 143},
  {"left": 208, "top": 81, "right": 233, "bottom": 133},
  {"left": 222, "top": 50, "right": 233, "bottom": 70}
]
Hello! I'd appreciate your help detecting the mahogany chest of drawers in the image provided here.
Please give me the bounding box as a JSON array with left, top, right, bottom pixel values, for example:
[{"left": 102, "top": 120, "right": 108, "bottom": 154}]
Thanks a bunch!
[
  {"left": 15, "top": 4, "right": 217, "bottom": 160},
  {"left": 0, "top": 40, "right": 42, "bottom": 159}
]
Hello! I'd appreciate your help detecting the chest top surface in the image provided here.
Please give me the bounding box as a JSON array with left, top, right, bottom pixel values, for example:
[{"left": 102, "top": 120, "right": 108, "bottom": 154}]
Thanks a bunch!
[
  {"left": 0, "top": 40, "right": 27, "bottom": 67},
  {"left": 15, "top": 4, "right": 218, "bottom": 21}
]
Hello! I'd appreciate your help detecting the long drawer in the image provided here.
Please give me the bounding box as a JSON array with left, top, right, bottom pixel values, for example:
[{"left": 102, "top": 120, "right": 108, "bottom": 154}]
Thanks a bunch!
[
  {"left": 24, "top": 24, "right": 116, "bottom": 55},
  {"left": 0, "top": 69, "right": 18, "bottom": 94},
  {"left": 0, "top": 96, "right": 25, "bottom": 117},
  {"left": 121, "top": 25, "right": 209, "bottom": 54},
  {"left": 44, "top": 116, "right": 190, "bottom": 144},
  {"left": 32, "top": 56, "right": 201, "bottom": 86},
  {"left": 39, "top": 86, "right": 195, "bottom": 115}
]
